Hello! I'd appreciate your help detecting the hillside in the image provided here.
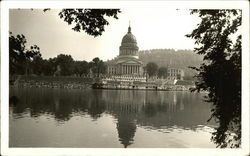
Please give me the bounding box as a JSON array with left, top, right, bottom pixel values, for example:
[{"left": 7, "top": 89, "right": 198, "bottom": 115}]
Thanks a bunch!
[{"left": 139, "top": 49, "right": 203, "bottom": 79}]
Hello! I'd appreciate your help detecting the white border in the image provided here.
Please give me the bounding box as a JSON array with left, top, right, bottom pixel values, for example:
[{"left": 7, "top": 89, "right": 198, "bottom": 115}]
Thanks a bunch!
[{"left": 1, "top": 1, "right": 249, "bottom": 156}]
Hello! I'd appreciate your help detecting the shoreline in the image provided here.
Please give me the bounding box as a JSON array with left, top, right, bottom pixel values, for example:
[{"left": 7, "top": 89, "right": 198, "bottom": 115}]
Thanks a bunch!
[{"left": 10, "top": 75, "right": 195, "bottom": 91}]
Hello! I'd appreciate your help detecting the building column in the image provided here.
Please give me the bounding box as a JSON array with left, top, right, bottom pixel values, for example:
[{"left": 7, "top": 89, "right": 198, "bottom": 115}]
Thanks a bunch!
[
  {"left": 125, "top": 65, "right": 127, "bottom": 74},
  {"left": 124, "top": 65, "right": 126, "bottom": 74},
  {"left": 122, "top": 65, "right": 124, "bottom": 74},
  {"left": 121, "top": 65, "right": 123, "bottom": 74},
  {"left": 124, "top": 65, "right": 125, "bottom": 74},
  {"left": 127, "top": 65, "right": 129, "bottom": 74},
  {"left": 126, "top": 65, "right": 128, "bottom": 74}
]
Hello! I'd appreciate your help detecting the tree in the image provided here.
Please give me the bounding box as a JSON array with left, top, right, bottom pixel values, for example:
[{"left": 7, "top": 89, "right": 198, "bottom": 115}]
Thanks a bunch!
[
  {"left": 89, "top": 57, "right": 107, "bottom": 77},
  {"left": 157, "top": 67, "right": 168, "bottom": 78},
  {"left": 145, "top": 62, "right": 158, "bottom": 78},
  {"left": 42, "top": 58, "right": 57, "bottom": 76},
  {"left": 31, "top": 55, "right": 45, "bottom": 75},
  {"left": 9, "top": 32, "right": 41, "bottom": 75},
  {"left": 73, "top": 60, "right": 89, "bottom": 77},
  {"left": 186, "top": 10, "right": 241, "bottom": 148},
  {"left": 57, "top": 9, "right": 121, "bottom": 37},
  {"left": 55, "top": 54, "right": 74, "bottom": 76}
]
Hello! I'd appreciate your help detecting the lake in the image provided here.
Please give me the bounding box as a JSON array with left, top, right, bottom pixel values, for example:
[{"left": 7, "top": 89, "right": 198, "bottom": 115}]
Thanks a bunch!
[{"left": 9, "top": 87, "right": 216, "bottom": 148}]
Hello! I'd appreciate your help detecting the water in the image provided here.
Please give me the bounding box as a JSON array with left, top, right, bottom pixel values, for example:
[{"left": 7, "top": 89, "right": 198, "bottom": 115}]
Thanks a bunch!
[{"left": 9, "top": 87, "right": 216, "bottom": 148}]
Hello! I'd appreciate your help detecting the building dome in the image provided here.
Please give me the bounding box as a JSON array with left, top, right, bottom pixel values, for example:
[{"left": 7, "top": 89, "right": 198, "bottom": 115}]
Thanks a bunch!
[
  {"left": 119, "top": 25, "right": 139, "bottom": 56},
  {"left": 121, "top": 32, "right": 137, "bottom": 45}
]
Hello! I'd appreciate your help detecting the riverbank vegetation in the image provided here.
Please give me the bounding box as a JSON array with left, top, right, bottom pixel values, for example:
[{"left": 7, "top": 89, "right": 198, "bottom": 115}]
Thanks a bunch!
[{"left": 187, "top": 9, "right": 242, "bottom": 148}]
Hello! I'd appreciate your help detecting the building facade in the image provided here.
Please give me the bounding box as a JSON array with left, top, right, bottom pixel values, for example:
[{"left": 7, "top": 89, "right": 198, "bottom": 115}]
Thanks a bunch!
[
  {"left": 167, "top": 68, "right": 184, "bottom": 80},
  {"left": 106, "top": 25, "right": 146, "bottom": 82}
]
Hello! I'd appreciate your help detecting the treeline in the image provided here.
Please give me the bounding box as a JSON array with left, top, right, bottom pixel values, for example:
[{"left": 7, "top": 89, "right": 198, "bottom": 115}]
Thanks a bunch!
[
  {"left": 9, "top": 33, "right": 106, "bottom": 77},
  {"left": 29, "top": 55, "right": 106, "bottom": 77},
  {"left": 139, "top": 49, "right": 203, "bottom": 79}
]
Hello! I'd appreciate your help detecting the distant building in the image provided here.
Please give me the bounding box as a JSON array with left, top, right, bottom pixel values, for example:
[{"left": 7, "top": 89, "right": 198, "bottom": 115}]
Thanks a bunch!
[
  {"left": 106, "top": 25, "right": 146, "bottom": 82},
  {"left": 167, "top": 68, "right": 184, "bottom": 80}
]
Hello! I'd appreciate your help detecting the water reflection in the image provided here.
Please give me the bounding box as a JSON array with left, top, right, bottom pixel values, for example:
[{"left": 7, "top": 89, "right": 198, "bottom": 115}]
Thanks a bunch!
[
  {"left": 10, "top": 95, "right": 19, "bottom": 106},
  {"left": 10, "top": 87, "right": 215, "bottom": 148}
]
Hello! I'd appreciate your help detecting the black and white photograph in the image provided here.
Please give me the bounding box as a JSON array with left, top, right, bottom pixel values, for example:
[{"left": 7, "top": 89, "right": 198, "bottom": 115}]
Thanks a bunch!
[{"left": 1, "top": 1, "right": 249, "bottom": 156}]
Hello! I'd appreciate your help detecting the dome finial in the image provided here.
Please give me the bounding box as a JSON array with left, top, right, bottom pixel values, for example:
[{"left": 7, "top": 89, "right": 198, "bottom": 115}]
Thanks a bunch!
[{"left": 128, "top": 21, "right": 131, "bottom": 33}]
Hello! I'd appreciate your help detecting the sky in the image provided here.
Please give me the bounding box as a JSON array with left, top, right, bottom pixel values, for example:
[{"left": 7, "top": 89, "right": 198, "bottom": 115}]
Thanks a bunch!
[{"left": 9, "top": 8, "right": 201, "bottom": 61}]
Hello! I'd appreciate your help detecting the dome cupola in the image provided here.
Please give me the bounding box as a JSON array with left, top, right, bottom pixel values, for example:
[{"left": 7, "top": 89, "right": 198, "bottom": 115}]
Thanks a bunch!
[{"left": 119, "top": 25, "right": 139, "bottom": 56}]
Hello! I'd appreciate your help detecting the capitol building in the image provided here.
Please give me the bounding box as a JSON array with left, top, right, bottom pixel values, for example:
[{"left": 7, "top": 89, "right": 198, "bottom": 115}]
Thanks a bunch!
[{"left": 106, "top": 25, "right": 146, "bottom": 82}]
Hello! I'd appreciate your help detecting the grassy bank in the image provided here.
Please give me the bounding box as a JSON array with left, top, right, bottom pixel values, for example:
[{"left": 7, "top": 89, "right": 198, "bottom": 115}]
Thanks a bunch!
[
  {"left": 10, "top": 75, "right": 95, "bottom": 89},
  {"left": 14, "top": 75, "right": 94, "bottom": 83}
]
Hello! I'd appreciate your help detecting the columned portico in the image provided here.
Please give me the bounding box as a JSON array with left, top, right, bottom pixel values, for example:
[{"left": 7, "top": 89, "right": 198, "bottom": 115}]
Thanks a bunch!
[
  {"left": 119, "top": 64, "right": 140, "bottom": 75},
  {"left": 108, "top": 63, "right": 142, "bottom": 75}
]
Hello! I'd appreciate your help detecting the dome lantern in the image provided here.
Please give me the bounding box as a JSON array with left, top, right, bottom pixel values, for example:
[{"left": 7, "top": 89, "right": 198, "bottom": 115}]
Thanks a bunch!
[{"left": 128, "top": 22, "right": 131, "bottom": 33}]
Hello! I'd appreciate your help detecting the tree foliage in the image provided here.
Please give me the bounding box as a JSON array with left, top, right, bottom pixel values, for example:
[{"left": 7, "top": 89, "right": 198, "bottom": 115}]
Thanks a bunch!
[
  {"left": 89, "top": 57, "right": 107, "bottom": 77},
  {"left": 145, "top": 62, "right": 158, "bottom": 78},
  {"left": 9, "top": 33, "right": 100, "bottom": 77},
  {"left": 31, "top": 55, "right": 45, "bottom": 75},
  {"left": 73, "top": 60, "right": 89, "bottom": 77},
  {"left": 157, "top": 67, "right": 168, "bottom": 78},
  {"left": 186, "top": 9, "right": 241, "bottom": 148},
  {"left": 58, "top": 9, "right": 121, "bottom": 37},
  {"left": 54, "top": 54, "right": 74, "bottom": 76},
  {"left": 9, "top": 34, "right": 107, "bottom": 77},
  {"left": 9, "top": 32, "right": 41, "bottom": 75}
]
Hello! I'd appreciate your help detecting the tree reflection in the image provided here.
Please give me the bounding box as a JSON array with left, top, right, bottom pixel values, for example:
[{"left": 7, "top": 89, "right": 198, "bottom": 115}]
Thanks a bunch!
[
  {"left": 87, "top": 90, "right": 106, "bottom": 120},
  {"left": 9, "top": 95, "right": 19, "bottom": 106},
  {"left": 143, "top": 104, "right": 157, "bottom": 117},
  {"left": 53, "top": 97, "right": 73, "bottom": 121}
]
